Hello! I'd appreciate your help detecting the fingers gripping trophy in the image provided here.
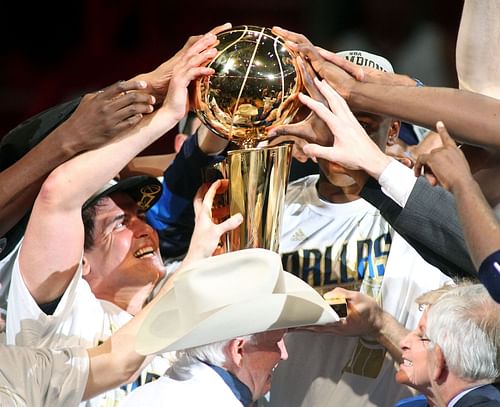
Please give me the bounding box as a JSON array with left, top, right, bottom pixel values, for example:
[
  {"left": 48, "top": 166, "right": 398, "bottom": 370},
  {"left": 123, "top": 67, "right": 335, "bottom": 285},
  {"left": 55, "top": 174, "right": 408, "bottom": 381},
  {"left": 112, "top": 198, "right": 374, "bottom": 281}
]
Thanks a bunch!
[{"left": 192, "top": 25, "right": 303, "bottom": 252}]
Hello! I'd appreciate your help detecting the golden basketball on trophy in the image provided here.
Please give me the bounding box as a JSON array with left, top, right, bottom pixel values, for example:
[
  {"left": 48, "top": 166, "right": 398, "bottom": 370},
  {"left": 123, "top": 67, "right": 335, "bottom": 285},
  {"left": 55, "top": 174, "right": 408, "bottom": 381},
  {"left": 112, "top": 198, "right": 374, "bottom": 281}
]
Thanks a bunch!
[
  {"left": 193, "top": 25, "right": 303, "bottom": 253},
  {"left": 193, "top": 25, "right": 303, "bottom": 148}
]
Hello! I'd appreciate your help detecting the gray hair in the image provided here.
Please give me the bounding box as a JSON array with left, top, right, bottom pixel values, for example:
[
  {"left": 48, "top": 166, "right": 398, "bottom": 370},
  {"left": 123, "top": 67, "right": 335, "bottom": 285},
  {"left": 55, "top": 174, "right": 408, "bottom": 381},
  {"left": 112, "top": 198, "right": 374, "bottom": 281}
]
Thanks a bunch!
[
  {"left": 426, "top": 284, "right": 499, "bottom": 382},
  {"left": 170, "top": 334, "right": 256, "bottom": 376}
]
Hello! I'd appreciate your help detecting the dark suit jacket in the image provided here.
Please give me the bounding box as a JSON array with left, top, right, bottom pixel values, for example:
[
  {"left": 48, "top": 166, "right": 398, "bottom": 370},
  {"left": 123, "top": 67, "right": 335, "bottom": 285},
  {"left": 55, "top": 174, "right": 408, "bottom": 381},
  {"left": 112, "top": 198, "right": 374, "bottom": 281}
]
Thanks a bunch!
[
  {"left": 360, "top": 176, "right": 477, "bottom": 280},
  {"left": 454, "top": 384, "right": 500, "bottom": 407}
]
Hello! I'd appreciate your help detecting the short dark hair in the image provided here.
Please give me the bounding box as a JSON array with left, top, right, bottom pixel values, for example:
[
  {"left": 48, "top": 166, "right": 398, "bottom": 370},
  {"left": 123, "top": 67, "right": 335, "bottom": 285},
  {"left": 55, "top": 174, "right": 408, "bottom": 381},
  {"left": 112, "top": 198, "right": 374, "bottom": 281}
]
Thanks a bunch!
[{"left": 82, "top": 198, "right": 109, "bottom": 251}]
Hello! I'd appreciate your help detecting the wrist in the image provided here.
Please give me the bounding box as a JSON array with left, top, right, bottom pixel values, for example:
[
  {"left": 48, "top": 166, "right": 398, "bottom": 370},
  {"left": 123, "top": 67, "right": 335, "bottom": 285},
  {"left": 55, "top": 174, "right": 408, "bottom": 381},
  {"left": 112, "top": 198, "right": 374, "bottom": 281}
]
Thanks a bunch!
[
  {"left": 449, "top": 173, "right": 479, "bottom": 196},
  {"left": 374, "top": 311, "right": 393, "bottom": 343},
  {"left": 197, "top": 126, "right": 229, "bottom": 155},
  {"left": 345, "top": 78, "right": 360, "bottom": 106},
  {"left": 53, "top": 124, "right": 84, "bottom": 157},
  {"left": 385, "top": 73, "right": 417, "bottom": 87},
  {"left": 365, "top": 153, "right": 393, "bottom": 180}
]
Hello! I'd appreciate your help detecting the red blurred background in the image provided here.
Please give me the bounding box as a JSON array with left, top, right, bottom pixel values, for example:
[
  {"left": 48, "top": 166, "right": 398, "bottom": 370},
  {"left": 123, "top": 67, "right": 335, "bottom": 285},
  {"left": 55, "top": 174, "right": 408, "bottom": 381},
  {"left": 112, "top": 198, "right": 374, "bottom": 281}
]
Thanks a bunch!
[{"left": 0, "top": 0, "right": 462, "bottom": 155}]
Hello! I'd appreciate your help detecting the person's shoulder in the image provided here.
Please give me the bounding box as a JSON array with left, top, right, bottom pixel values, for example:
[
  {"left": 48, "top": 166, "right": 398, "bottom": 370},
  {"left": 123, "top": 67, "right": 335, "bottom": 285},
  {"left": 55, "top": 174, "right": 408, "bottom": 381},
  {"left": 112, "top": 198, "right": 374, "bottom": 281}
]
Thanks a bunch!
[
  {"left": 457, "top": 384, "right": 500, "bottom": 407},
  {"left": 286, "top": 175, "right": 319, "bottom": 200},
  {"left": 120, "top": 376, "right": 179, "bottom": 407}
]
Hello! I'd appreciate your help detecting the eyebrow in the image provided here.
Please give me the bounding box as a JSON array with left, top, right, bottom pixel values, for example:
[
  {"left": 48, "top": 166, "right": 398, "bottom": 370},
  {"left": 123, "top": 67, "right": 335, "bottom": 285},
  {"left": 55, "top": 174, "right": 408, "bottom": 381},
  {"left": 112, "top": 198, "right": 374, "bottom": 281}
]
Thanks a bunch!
[{"left": 101, "top": 213, "right": 126, "bottom": 233}]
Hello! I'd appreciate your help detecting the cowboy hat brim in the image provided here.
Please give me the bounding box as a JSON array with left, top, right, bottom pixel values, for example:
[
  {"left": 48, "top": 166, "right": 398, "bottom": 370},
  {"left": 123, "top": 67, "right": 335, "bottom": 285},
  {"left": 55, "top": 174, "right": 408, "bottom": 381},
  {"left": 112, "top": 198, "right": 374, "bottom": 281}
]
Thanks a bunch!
[{"left": 137, "top": 269, "right": 338, "bottom": 355}]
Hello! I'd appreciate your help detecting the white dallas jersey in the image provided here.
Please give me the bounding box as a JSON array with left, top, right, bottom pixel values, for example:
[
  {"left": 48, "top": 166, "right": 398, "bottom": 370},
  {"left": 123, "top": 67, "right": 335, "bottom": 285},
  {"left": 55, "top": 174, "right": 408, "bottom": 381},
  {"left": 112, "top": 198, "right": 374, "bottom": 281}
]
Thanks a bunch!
[
  {"left": 264, "top": 175, "right": 450, "bottom": 407},
  {"left": 7, "top": 251, "right": 169, "bottom": 407}
]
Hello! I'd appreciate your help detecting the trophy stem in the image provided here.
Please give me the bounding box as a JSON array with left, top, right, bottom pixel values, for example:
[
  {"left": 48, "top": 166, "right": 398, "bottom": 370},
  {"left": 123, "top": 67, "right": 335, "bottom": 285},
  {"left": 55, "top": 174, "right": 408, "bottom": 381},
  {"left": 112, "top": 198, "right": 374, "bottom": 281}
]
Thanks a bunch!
[{"left": 226, "top": 142, "right": 293, "bottom": 253}]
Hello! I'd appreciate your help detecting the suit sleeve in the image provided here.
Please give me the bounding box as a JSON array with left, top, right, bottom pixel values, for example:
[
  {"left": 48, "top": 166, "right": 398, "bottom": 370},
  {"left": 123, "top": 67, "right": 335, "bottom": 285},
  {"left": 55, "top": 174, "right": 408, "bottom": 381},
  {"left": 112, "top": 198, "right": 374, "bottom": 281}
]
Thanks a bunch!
[
  {"left": 478, "top": 250, "right": 500, "bottom": 303},
  {"left": 360, "top": 177, "right": 477, "bottom": 280}
]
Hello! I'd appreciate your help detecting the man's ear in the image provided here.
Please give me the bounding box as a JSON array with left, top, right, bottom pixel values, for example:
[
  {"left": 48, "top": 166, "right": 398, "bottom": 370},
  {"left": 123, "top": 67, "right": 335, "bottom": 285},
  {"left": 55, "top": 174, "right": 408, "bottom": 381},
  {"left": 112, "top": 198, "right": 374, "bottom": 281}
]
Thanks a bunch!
[
  {"left": 82, "top": 256, "right": 91, "bottom": 277},
  {"left": 386, "top": 120, "right": 401, "bottom": 146},
  {"left": 226, "top": 337, "right": 246, "bottom": 368},
  {"left": 430, "top": 344, "right": 447, "bottom": 383}
]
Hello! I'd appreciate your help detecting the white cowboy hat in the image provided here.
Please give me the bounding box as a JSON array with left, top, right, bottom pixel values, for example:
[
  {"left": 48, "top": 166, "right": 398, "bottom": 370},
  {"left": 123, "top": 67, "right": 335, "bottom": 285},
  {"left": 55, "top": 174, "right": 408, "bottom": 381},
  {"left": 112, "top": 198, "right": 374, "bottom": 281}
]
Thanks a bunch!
[{"left": 136, "top": 248, "right": 339, "bottom": 355}]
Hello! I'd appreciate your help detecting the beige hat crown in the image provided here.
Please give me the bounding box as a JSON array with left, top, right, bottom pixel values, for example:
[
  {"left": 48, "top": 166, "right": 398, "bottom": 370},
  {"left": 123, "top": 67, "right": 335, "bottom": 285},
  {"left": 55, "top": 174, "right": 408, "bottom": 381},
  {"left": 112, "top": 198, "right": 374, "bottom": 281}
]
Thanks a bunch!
[{"left": 136, "top": 248, "right": 339, "bottom": 355}]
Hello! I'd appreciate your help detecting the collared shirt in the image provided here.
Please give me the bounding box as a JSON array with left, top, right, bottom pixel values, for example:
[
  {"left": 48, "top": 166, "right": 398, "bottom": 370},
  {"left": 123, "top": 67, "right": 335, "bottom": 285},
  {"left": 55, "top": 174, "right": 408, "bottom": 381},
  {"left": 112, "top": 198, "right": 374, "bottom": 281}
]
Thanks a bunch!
[
  {"left": 203, "top": 361, "right": 253, "bottom": 407},
  {"left": 378, "top": 159, "right": 417, "bottom": 207},
  {"left": 448, "top": 385, "right": 482, "bottom": 407}
]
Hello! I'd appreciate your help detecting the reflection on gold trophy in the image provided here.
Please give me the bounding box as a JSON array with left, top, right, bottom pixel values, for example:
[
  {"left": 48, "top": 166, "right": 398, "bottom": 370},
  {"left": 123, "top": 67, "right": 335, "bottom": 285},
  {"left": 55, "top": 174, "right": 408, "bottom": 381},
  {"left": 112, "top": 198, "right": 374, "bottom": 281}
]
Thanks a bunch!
[{"left": 193, "top": 25, "right": 303, "bottom": 252}]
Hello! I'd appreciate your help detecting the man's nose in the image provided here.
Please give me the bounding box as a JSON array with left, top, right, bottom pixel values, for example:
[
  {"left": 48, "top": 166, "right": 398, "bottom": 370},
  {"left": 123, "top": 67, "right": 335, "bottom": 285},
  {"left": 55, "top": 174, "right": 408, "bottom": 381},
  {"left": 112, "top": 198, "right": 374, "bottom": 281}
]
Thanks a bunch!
[
  {"left": 130, "top": 217, "right": 154, "bottom": 238},
  {"left": 400, "top": 331, "right": 414, "bottom": 350}
]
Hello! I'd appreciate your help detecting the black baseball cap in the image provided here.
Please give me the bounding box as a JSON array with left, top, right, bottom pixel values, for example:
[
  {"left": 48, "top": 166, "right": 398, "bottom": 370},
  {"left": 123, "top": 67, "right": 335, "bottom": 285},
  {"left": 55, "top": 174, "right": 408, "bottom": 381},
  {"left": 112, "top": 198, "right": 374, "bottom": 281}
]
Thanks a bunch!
[{"left": 83, "top": 175, "right": 163, "bottom": 211}]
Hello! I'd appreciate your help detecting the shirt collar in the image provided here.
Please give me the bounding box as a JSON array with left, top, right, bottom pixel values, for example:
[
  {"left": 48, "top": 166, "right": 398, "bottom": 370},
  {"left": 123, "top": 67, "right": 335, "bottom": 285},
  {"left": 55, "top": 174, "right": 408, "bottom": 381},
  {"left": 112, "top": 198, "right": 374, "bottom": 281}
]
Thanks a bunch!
[
  {"left": 448, "top": 385, "right": 482, "bottom": 407},
  {"left": 201, "top": 361, "right": 253, "bottom": 407}
]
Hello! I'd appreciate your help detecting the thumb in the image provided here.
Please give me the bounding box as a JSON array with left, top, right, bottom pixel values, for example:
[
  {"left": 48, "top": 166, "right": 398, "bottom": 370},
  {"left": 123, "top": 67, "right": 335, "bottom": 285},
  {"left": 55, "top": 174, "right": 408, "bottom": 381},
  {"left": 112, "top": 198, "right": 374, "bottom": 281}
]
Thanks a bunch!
[
  {"left": 218, "top": 213, "right": 243, "bottom": 234},
  {"left": 302, "top": 143, "right": 333, "bottom": 161}
]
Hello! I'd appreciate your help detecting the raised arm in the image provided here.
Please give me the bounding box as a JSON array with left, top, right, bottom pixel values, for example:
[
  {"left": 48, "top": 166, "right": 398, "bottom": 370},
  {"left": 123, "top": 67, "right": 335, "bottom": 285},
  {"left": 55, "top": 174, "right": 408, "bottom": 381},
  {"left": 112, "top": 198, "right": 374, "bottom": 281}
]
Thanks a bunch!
[
  {"left": 272, "top": 26, "right": 500, "bottom": 152},
  {"left": 415, "top": 123, "right": 500, "bottom": 302},
  {"left": 287, "top": 78, "right": 476, "bottom": 279},
  {"left": 0, "top": 23, "right": 232, "bottom": 242},
  {"left": 348, "top": 85, "right": 500, "bottom": 151},
  {"left": 0, "top": 90, "right": 141, "bottom": 238},
  {"left": 300, "top": 287, "right": 409, "bottom": 364},
  {"left": 19, "top": 34, "right": 218, "bottom": 305},
  {"left": 456, "top": 0, "right": 500, "bottom": 99}
]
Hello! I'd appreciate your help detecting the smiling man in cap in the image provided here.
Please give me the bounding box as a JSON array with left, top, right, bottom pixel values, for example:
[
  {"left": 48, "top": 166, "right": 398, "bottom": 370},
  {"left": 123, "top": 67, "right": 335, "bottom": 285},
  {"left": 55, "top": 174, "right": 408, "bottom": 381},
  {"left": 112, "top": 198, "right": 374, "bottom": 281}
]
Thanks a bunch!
[
  {"left": 4, "top": 32, "right": 231, "bottom": 407},
  {"left": 121, "top": 248, "right": 339, "bottom": 407}
]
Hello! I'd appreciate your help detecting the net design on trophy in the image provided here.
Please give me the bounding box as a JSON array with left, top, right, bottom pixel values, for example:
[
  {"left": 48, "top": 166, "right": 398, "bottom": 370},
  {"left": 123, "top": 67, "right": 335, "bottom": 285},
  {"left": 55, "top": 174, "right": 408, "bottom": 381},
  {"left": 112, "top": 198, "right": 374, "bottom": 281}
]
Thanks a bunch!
[{"left": 193, "top": 25, "right": 303, "bottom": 253}]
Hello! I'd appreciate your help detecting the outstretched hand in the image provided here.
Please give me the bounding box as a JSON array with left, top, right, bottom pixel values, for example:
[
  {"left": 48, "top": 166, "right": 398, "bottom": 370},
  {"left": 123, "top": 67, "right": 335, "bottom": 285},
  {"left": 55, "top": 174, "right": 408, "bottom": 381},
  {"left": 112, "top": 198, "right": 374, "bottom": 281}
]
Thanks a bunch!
[
  {"left": 161, "top": 33, "right": 219, "bottom": 124},
  {"left": 414, "top": 121, "right": 474, "bottom": 192},
  {"left": 183, "top": 180, "right": 243, "bottom": 265},
  {"left": 272, "top": 26, "right": 356, "bottom": 100},
  {"left": 135, "top": 23, "right": 231, "bottom": 105},
  {"left": 298, "top": 78, "right": 392, "bottom": 179},
  {"left": 268, "top": 56, "right": 333, "bottom": 150},
  {"left": 317, "top": 47, "right": 416, "bottom": 87},
  {"left": 60, "top": 80, "right": 156, "bottom": 152},
  {"left": 294, "top": 287, "right": 384, "bottom": 337}
]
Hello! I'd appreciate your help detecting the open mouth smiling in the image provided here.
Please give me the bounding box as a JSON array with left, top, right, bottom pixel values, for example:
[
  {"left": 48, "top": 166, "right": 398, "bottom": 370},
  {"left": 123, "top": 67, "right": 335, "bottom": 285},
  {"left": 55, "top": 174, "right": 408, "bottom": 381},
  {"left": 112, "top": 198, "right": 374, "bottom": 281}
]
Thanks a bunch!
[
  {"left": 134, "top": 246, "right": 156, "bottom": 259},
  {"left": 402, "top": 358, "right": 413, "bottom": 367}
]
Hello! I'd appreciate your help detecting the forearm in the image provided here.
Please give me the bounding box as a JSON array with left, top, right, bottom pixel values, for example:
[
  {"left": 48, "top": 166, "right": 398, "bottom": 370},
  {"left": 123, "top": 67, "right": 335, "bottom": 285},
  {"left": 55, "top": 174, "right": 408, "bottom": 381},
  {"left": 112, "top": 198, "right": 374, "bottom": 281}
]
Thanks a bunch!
[
  {"left": 349, "top": 84, "right": 500, "bottom": 150},
  {"left": 84, "top": 341, "right": 145, "bottom": 400},
  {"left": 456, "top": 0, "right": 500, "bottom": 99},
  {"left": 83, "top": 277, "right": 175, "bottom": 400},
  {"left": 361, "top": 177, "right": 477, "bottom": 279},
  {"left": 41, "top": 110, "right": 176, "bottom": 210},
  {"left": 0, "top": 125, "right": 84, "bottom": 237},
  {"left": 21, "top": 110, "right": 177, "bottom": 303},
  {"left": 164, "top": 132, "right": 224, "bottom": 199},
  {"left": 452, "top": 175, "right": 500, "bottom": 268},
  {"left": 375, "top": 312, "right": 409, "bottom": 364}
]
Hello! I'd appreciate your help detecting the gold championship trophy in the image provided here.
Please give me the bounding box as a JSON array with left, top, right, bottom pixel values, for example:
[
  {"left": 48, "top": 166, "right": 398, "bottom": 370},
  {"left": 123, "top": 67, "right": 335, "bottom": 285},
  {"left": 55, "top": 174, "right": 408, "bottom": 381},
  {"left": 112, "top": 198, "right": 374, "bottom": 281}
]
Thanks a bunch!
[{"left": 193, "top": 25, "right": 303, "bottom": 252}]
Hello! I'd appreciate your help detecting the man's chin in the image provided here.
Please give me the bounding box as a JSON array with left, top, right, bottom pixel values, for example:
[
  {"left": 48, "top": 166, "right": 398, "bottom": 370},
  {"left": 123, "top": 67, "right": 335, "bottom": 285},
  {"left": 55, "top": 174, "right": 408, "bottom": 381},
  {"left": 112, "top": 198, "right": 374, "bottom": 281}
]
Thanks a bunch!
[
  {"left": 395, "top": 368, "right": 411, "bottom": 386},
  {"left": 325, "top": 173, "right": 357, "bottom": 188}
]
